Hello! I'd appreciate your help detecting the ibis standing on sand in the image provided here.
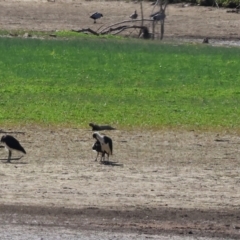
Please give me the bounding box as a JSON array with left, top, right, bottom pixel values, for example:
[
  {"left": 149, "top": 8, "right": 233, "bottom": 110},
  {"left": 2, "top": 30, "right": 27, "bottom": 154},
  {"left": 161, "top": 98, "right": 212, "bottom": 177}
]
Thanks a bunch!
[
  {"left": 90, "top": 12, "right": 103, "bottom": 23},
  {"left": 92, "top": 132, "right": 113, "bottom": 161},
  {"left": 1, "top": 135, "right": 26, "bottom": 163}
]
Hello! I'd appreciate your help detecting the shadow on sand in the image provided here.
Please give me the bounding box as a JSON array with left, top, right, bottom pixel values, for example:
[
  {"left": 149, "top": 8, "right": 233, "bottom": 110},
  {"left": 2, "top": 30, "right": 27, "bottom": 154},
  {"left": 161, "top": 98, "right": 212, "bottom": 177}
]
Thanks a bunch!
[
  {"left": 100, "top": 160, "right": 123, "bottom": 167},
  {"left": 0, "top": 156, "right": 27, "bottom": 164}
]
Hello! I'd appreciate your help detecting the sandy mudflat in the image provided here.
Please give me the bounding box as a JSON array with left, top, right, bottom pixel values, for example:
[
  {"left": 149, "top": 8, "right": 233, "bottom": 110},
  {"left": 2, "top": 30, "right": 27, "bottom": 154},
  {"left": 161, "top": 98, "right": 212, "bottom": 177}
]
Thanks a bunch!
[
  {"left": 0, "top": 126, "right": 240, "bottom": 239},
  {"left": 0, "top": 0, "right": 240, "bottom": 238}
]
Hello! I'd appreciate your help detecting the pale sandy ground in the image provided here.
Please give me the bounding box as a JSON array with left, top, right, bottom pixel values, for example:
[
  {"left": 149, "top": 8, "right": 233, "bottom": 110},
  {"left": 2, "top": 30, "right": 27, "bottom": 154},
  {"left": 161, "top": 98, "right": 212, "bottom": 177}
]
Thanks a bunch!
[
  {"left": 0, "top": 0, "right": 240, "bottom": 239},
  {"left": 0, "top": 126, "right": 240, "bottom": 239},
  {"left": 0, "top": 225, "right": 231, "bottom": 240},
  {"left": 1, "top": 127, "right": 240, "bottom": 211}
]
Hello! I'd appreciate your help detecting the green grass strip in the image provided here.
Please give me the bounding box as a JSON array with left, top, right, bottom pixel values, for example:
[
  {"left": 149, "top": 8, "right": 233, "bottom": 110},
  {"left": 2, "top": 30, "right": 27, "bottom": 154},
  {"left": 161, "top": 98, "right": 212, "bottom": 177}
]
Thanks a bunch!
[{"left": 0, "top": 37, "right": 240, "bottom": 130}]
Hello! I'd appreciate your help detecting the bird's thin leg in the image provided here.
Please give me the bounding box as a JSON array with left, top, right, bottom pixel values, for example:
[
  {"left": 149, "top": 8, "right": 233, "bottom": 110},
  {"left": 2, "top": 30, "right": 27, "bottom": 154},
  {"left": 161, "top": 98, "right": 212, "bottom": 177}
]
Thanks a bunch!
[
  {"left": 7, "top": 150, "right": 12, "bottom": 163},
  {"left": 101, "top": 153, "right": 104, "bottom": 162},
  {"left": 95, "top": 152, "right": 99, "bottom": 161}
]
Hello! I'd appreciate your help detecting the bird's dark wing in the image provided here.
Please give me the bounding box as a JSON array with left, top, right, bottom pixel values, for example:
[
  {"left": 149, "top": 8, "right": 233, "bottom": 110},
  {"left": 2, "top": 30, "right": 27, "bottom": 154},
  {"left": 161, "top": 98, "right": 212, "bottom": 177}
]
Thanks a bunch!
[
  {"left": 90, "top": 12, "right": 98, "bottom": 19},
  {"left": 104, "top": 136, "right": 113, "bottom": 154},
  {"left": 150, "top": 11, "right": 160, "bottom": 18},
  {"left": 3, "top": 135, "right": 26, "bottom": 154}
]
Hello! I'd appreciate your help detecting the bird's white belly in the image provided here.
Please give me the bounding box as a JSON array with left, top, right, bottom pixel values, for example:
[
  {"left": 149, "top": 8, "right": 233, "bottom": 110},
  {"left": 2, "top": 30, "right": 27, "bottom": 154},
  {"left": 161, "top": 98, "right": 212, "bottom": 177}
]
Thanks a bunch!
[
  {"left": 5, "top": 146, "right": 13, "bottom": 152},
  {"left": 2, "top": 143, "right": 10, "bottom": 151}
]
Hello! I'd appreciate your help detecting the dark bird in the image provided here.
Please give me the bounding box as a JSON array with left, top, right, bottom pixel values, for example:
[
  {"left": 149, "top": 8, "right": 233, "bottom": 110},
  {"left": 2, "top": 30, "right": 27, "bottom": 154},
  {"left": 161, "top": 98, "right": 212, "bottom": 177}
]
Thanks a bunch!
[
  {"left": 92, "top": 140, "right": 106, "bottom": 161},
  {"left": 89, "top": 123, "right": 116, "bottom": 131},
  {"left": 92, "top": 132, "right": 113, "bottom": 161},
  {"left": 202, "top": 37, "right": 209, "bottom": 44},
  {"left": 90, "top": 12, "right": 103, "bottom": 23},
  {"left": 130, "top": 10, "right": 138, "bottom": 20},
  {"left": 150, "top": 12, "right": 165, "bottom": 21},
  {"left": 1, "top": 135, "right": 26, "bottom": 163}
]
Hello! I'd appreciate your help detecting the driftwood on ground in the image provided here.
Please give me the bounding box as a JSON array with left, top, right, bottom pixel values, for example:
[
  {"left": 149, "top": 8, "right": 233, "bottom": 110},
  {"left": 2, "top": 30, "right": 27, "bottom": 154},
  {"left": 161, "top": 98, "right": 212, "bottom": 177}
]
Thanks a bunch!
[
  {"left": 72, "top": 24, "right": 151, "bottom": 39},
  {"left": 72, "top": 28, "right": 99, "bottom": 36},
  {"left": 72, "top": 17, "right": 164, "bottom": 39},
  {"left": 99, "top": 19, "right": 153, "bottom": 33}
]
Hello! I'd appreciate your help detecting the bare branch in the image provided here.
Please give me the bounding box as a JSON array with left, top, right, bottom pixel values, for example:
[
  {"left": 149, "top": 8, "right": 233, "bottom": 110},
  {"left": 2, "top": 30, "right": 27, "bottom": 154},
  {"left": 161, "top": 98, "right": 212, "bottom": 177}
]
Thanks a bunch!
[
  {"left": 103, "top": 25, "right": 150, "bottom": 38},
  {"left": 72, "top": 28, "right": 99, "bottom": 36},
  {"left": 152, "top": 0, "right": 160, "bottom": 15},
  {"left": 101, "top": 25, "right": 129, "bottom": 35},
  {"left": 163, "top": 0, "right": 168, "bottom": 11},
  {"left": 100, "top": 19, "right": 153, "bottom": 33}
]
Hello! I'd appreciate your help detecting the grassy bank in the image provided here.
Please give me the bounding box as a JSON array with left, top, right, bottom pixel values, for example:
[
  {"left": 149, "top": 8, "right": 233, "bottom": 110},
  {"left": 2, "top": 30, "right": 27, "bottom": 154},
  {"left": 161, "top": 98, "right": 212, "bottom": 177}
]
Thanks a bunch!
[{"left": 0, "top": 36, "right": 240, "bottom": 130}]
